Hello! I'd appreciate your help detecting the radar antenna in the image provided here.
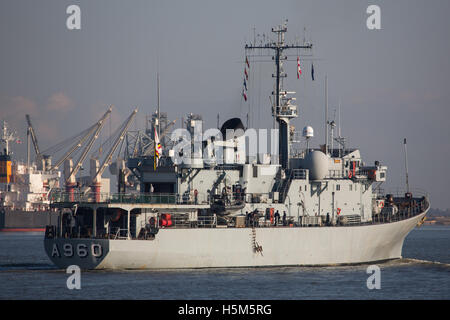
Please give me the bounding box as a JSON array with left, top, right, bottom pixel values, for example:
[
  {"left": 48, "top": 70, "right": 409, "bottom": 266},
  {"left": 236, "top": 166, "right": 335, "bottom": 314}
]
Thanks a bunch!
[{"left": 245, "top": 20, "right": 312, "bottom": 169}]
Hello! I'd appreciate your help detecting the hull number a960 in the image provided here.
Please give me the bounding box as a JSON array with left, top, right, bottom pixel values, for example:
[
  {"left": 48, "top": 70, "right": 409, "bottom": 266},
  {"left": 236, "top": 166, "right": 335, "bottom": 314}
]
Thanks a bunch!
[{"left": 51, "top": 243, "right": 103, "bottom": 258}]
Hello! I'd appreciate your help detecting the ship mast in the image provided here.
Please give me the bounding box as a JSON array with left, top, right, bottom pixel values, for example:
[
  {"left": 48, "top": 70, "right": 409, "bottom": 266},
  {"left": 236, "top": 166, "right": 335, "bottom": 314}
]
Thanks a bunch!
[
  {"left": 157, "top": 72, "right": 161, "bottom": 138},
  {"left": 1, "top": 121, "right": 18, "bottom": 157},
  {"left": 245, "top": 21, "right": 312, "bottom": 169},
  {"left": 403, "top": 138, "right": 410, "bottom": 193}
]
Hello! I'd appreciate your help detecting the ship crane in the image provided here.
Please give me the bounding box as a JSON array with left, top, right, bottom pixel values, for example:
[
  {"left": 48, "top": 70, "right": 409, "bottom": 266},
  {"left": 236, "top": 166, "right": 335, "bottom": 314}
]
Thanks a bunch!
[
  {"left": 48, "top": 121, "right": 104, "bottom": 172},
  {"left": 88, "top": 109, "right": 138, "bottom": 201},
  {"left": 26, "top": 114, "right": 112, "bottom": 173},
  {"left": 64, "top": 107, "right": 112, "bottom": 198},
  {"left": 26, "top": 115, "right": 41, "bottom": 166},
  {"left": 26, "top": 114, "right": 53, "bottom": 171}
]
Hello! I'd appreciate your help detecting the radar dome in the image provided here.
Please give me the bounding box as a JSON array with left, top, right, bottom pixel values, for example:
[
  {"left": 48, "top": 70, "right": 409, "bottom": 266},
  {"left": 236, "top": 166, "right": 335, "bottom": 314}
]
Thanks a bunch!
[
  {"left": 304, "top": 150, "right": 329, "bottom": 180},
  {"left": 302, "top": 126, "right": 314, "bottom": 138}
]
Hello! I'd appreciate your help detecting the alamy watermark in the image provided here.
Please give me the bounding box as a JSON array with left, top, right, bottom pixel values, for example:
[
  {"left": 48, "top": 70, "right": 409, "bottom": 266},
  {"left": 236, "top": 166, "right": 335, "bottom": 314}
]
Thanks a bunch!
[
  {"left": 66, "top": 5, "right": 81, "bottom": 30},
  {"left": 366, "top": 265, "right": 381, "bottom": 289},
  {"left": 168, "top": 125, "right": 280, "bottom": 166},
  {"left": 66, "top": 265, "right": 81, "bottom": 290},
  {"left": 366, "top": 5, "right": 381, "bottom": 30},
  {"left": 65, "top": 5, "right": 381, "bottom": 33}
]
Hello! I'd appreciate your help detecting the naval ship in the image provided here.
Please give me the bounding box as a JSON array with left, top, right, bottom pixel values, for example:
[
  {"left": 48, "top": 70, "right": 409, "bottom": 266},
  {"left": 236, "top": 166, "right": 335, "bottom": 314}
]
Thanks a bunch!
[{"left": 43, "top": 23, "right": 429, "bottom": 269}]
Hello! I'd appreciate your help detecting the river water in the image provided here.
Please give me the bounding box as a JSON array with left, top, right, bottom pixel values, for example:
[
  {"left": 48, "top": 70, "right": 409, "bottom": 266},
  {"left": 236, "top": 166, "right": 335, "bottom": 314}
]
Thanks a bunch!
[{"left": 0, "top": 225, "right": 448, "bottom": 300}]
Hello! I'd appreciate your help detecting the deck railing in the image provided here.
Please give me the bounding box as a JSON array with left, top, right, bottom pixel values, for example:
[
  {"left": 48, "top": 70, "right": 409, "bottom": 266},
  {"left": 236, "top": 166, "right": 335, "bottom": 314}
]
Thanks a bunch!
[
  {"left": 45, "top": 187, "right": 430, "bottom": 241},
  {"left": 44, "top": 195, "right": 429, "bottom": 241},
  {"left": 49, "top": 191, "right": 207, "bottom": 205}
]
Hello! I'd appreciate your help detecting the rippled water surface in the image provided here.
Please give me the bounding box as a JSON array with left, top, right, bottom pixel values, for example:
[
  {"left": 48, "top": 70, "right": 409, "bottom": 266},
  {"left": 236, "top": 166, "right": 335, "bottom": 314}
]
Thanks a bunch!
[{"left": 0, "top": 226, "right": 448, "bottom": 299}]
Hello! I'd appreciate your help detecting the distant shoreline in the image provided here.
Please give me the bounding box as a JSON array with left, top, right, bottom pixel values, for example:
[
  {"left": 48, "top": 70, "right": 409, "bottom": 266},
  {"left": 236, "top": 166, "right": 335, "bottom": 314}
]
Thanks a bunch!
[{"left": 423, "top": 216, "right": 450, "bottom": 226}]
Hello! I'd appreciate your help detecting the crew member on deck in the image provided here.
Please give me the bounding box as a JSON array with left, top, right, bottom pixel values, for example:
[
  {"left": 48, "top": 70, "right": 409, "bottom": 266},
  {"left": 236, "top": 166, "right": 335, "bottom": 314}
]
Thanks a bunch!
[
  {"left": 274, "top": 210, "right": 280, "bottom": 226},
  {"left": 194, "top": 189, "right": 198, "bottom": 205}
]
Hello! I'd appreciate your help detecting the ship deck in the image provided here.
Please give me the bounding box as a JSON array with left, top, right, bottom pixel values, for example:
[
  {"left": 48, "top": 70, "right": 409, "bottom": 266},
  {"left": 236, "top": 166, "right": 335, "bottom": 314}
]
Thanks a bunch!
[{"left": 45, "top": 191, "right": 429, "bottom": 241}]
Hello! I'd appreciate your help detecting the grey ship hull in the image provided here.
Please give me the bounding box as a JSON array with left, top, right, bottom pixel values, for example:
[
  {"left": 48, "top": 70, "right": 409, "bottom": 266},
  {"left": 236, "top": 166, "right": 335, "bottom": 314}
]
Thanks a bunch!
[
  {"left": 44, "top": 210, "right": 427, "bottom": 270},
  {"left": 0, "top": 209, "right": 59, "bottom": 231}
]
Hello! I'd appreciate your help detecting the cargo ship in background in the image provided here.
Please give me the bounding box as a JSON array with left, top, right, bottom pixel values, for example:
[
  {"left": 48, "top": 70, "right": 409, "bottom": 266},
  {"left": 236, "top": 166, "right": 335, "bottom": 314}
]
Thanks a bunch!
[
  {"left": 1, "top": 111, "right": 111, "bottom": 231},
  {"left": 0, "top": 120, "right": 60, "bottom": 231}
]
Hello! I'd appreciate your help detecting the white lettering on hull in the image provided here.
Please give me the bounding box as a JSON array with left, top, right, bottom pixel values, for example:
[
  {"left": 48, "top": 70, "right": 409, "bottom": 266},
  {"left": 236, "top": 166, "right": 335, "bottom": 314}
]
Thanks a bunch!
[
  {"left": 63, "top": 244, "right": 73, "bottom": 257},
  {"left": 77, "top": 244, "right": 88, "bottom": 258},
  {"left": 51, "top": 243, "right": 103, "bottom": 258},
  {"left": 91, "top": 244, "right": 102, "bottom": 257},
  {"left": 52, "top": 244, "right": 60, "bottom": 257}
]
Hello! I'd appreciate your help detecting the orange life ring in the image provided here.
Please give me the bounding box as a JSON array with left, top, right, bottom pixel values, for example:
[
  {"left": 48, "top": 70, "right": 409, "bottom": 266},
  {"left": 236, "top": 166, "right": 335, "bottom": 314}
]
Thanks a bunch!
[{"left": 337, "top": 208, "right": 341, "bottom": 215}]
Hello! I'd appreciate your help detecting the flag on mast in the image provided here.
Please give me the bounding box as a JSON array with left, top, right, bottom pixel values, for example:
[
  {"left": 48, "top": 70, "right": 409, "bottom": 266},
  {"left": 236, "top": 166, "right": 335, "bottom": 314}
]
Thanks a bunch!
[
  {"left": 246, "top": 56, "right": 250, "bottom": 68},
  {"left": 311, "top": 63, "right": 315, "bottom": 81},
  {"left": 154, "top": 127, "right": 162, "bottom": 170},
  {"left": 244, "top": 68, "right": 248, "bottom": 80},
  {"left": 243, "top": 89, "right": 247, "bottom": 101},
  {"left": 297, "top": 56, "right": 302, "bottom": 79},
  {"left": 243, "top": 78, "right": 247, "bottom": 91}
]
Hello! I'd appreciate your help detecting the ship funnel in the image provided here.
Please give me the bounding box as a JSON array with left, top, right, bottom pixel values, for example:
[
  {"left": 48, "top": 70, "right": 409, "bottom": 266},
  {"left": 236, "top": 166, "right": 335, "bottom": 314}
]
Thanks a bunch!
[
  {"left": 220, "top": 118, "right": 245, "bottom": 140},
  {"left": 304, "top": 150, "right": 328, "bottom": 180}
]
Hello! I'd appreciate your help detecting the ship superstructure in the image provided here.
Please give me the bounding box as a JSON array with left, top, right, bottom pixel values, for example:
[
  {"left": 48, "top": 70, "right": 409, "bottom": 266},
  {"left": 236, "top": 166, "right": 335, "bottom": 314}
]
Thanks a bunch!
[
  {"left": 43, "top": 23, "right": 429, "bottom": 269},
  {"left": 0, "top": 120, "right": 61, "bottom": 212}
]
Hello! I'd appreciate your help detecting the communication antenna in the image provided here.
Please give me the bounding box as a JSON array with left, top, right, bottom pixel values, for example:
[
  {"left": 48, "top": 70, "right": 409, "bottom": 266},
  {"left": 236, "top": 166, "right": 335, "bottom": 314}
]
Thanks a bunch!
[
  {"left": 328, "top": 109, "right": 336, "bottom": 155},
  {"left": 325, "top": 75, "right": 328, "bottom": 155},
  {"left": 403, "top": 138, "right": 410, "bottom": 193},
  {"left": 333, "top": 99, "right": 346, "bottom": 157},
  {"left": 339, "top": 99, "right": 342, "bottom": 137}
]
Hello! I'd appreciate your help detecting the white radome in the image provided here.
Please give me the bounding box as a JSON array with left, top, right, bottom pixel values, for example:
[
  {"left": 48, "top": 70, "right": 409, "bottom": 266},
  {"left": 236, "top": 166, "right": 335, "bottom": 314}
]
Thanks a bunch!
[{"left": 302, "top": 126, "right": 314, "bottom": 138}]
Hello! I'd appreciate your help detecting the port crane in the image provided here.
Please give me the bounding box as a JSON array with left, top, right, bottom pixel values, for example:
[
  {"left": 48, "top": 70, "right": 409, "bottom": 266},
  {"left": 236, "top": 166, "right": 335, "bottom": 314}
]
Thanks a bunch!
[
  {"left": 48, "top": 113, "right": 117, "bottom": 173},
  {"left": 26, "top": 115, "right": 40, "bottom": 164},
  {"left": 26, "top": 113, "right": 111, "bottom": 174},
  {"left": 25, "top": 114, "right": 53, "bottom": 171},
  {"left": 64, "top": 107, "right": 112, "bottom": 198},
  {"left": 88, "top": 109, "right": 138, "bottom": 200}
]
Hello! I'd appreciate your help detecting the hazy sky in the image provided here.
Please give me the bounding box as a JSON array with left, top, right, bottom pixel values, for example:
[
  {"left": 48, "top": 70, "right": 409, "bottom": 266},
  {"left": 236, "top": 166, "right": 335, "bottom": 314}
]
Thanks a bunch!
[{"left": 1, "top": 0, "right": 449, "bottom": 208}]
